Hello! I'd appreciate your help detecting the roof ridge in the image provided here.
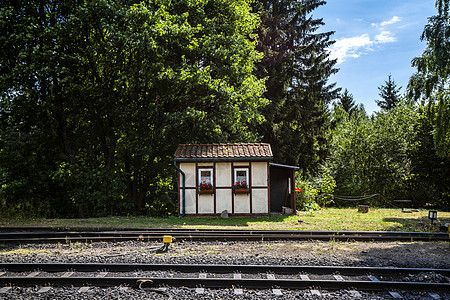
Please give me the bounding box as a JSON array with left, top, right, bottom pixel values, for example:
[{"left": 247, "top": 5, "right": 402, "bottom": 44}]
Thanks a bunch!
[{"left": 174, "top": 143, "right": 272, "bottom": 159}]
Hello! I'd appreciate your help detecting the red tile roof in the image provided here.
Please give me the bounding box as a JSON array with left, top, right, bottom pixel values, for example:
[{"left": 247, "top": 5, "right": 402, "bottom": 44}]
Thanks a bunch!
[{"left": 174, "top": 143, "right": 273, "bottom": 160}]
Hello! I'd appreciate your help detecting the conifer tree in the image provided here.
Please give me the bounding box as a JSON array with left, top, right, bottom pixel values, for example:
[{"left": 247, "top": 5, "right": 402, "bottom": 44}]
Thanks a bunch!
[
  {"left": 376, "top": 74, "right": 402, "bottom": 111},
  {"left": 253, "top": 0, "right": 339, "bottom": 172},
  {"left": 339, "top": 89, "right": 356, "bottom": 117}
]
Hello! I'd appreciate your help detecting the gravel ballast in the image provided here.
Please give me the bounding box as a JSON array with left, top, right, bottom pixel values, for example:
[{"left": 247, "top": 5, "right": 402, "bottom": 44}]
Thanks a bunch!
[{"left": 1, "top": 239, "right": 449, "bottom": 299}]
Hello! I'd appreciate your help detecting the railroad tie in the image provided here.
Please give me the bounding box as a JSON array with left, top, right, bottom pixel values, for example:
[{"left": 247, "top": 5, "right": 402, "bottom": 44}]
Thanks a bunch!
[
  {"left": 61, "top": 272, "right": 74, "bottom": 277},
  {"left": 267, "top": 274, "right": 275, "bottom": 280},
  {"left": 0, "top": 287, "right": 12, "bottom": 294},
  {"left": 233, "top": 273, "right": 242, "bottom": 279},
  {"left": 27, "top": 271, "right": 40, "bottom": 277},
  {"left": 96, "top": 272, "right": 108, "bottom": 277},
  {"left": 389, "top": 291, "right": 403, "bottom": 299},
  {"left": 78, "top": 287, "right": 91, "bottom": 293},
  {"left": 300, "top": 274, "right": 310, "bottom": 281},
  {"left": 37, "top": 287, "right": 52, "bottom": 293},
  {"left": 333, "top": 275, "right": 344, "bottom": 281},
  {"left": 272, "top": 288, "right": 282, "bottom": 296},
  {"left": 428, "top": 292, "right": 441, "bottom": 299},
  {"left": 349, "top": 290, "right": 362, "bottom": 298},
  {"left": 0, "top": 272, "right": 5, "bottom": 277}
]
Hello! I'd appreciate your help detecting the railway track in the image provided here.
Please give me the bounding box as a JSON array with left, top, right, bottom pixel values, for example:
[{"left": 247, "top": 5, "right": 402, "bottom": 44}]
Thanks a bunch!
[
  {"left": 0, "top": 227, "right": 448, "bottom": 243},
  {"left": 0, "top": 263, "right": 448, "bottom": 297}
]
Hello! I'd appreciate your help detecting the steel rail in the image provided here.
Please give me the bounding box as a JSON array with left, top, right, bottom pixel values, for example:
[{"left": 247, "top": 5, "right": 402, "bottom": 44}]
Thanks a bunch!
[
  {"left": 1, "top": 263, "right": 448, "bottom": 292},
  {"left": 0, "top": 235, "right": 447, "bottom": 243},
  {"left": 1, "top": 263, "right": 449, "bottom": 276},
  {"left": 1, "top": 231, "right": 447, "bottom": 237},
  {"left": 0, "top": 229, "right": 448, "bottom": 243},
  {"left": 0, "top": 227, "right": 447, "bottom": 236},
  {"left": 0, "top": 276, "right": 448, "bottom": 292}
]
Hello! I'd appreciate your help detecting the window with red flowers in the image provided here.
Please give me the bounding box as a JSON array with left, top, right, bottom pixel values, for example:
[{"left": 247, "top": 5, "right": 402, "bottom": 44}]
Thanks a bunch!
[
  {"left": 233, "top": 168, "right": 249, "bottom": 192},
  {"left": 198, "top": 168, "right": 214, "bottom": 193}
]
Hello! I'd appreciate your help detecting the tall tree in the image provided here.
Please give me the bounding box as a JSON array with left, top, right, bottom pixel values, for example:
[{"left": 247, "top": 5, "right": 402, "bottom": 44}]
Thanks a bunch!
[
  {"left": 376, "top": 74, "right": 402, "bottom": 111},
  {"left": 408, "top": 0, "right": 450, "bottom": 158},
  {"left": 339, "top": 89, "right": 356, "bottom": 116},
  {"left": 331, "top": 90, "right": 363, "bottom": 128},
  {"left": 253, "top": 0, "right": 339, "bottom": 173}
]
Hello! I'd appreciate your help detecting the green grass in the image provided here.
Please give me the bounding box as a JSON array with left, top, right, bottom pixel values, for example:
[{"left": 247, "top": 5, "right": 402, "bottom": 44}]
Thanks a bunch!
[{"left": 1, "top": 208, "right": 449, "bottom": 232}]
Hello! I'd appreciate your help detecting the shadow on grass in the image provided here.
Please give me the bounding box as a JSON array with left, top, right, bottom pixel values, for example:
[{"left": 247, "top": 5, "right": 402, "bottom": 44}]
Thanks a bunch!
[
  {"left": 162, "top": 214, "right": 293, "bottom": 228},
  {"left": 382, "top": 215, "right": 450, "bottom": 232}
]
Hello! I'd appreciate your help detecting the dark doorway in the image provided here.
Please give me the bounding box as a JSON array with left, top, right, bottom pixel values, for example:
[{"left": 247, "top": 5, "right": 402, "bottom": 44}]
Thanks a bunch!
[{"left": 269, "top": 163, "right": 298, "bottom": 213}]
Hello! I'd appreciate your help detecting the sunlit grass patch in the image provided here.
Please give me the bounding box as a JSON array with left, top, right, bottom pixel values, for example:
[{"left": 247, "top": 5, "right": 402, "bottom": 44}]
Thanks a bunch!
[{"left": 1, "top": 208, "right": 449, "bottom": 232}]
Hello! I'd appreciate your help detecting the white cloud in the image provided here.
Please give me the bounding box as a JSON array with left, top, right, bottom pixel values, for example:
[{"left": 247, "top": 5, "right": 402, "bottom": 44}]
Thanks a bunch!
[
  {"left": 380, "top": 16, "right": 402, "bottom": 27},
  {"left": 375, "top": 31, "right": 396, "bottom": 43},
  {"left": 329, "top": 34, "right": 374, "bottom": 63},
  {"left": 329, "top": 16, "right": 402, "bottom": 64},
  {"left": 372, "top": 16, "right": 402, "bottom": 28}
]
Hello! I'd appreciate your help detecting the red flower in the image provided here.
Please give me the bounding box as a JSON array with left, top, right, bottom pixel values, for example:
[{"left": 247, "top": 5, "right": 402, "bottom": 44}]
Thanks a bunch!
[{"left": 295, "top": 187, "right": 303, "bottom": 193}]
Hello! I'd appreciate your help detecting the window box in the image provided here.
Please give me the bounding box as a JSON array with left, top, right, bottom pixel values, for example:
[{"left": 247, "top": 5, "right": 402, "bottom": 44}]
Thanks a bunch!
[
  {"left": 233, "top": 188, "right": 249, "bottom": 194},
  {"left": 198, "top": 189, "right": 214, "bottom": 195}
]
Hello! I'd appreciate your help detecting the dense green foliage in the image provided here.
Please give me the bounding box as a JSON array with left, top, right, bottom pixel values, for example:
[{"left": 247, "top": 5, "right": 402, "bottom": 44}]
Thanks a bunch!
[
  {"left": 1, "top": 0, "right": 266, "bottom": 217},
  {"left": 325, "top": 100, "right": 450, "bottom": 209},
  {"left": 328, "top": 102, "right": 417, "bottom": 202},
  {"left": 408, "top": 0, "right": 450, "bottom": 158}
]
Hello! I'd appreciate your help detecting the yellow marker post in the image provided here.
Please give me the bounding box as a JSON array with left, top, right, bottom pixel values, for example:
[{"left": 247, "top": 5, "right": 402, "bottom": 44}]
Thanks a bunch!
[
  {"left": 163, "top": 235, "right": 173, "bottom": 244},
  {"left": 159, "top": 235, "right": 173, "bottom": 253}
]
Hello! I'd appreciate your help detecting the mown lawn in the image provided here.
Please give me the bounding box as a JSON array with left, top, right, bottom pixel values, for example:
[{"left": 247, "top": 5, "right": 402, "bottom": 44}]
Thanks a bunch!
[{"left": 1, "top": 208, "right": 449, "bottom": 232}]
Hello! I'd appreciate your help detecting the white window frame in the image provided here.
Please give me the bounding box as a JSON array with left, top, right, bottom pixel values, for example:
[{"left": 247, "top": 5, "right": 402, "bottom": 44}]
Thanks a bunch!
[
  {"left": 198, "top": 168, "right": 213, "bottom": 187},
  {"left": 234, "top": 168, "right": 249, "bottom": 186}
]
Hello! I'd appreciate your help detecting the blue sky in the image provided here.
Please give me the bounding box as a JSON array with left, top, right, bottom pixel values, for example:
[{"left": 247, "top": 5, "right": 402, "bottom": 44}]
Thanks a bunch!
[{"left": 314, "top": 0, "right": 437, "bottom": 114}]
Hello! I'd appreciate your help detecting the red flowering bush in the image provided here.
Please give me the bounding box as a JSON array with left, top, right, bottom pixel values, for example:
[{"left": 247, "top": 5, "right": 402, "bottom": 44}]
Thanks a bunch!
[
  {"left": 199, "top": 181, "right": 213, "bottom": 191},
  {"left": 232, "top": 181, "right": 248, "bottom": 189}
]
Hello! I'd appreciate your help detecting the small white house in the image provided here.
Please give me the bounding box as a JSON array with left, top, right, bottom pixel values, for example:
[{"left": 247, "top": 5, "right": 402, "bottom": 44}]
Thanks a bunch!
[{"left": 174, "top": 143, "right": 297, "bottom": 217}]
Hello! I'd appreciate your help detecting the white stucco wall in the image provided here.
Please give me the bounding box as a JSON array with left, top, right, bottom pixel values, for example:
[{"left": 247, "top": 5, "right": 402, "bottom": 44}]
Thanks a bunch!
[
  {"left": 234, "top": 194, "right": 250, "bottom": 213},
  {"left": 181, "top": 163, "right": 196, "bottom": 188},
  {"left": 198, "top": 163, "right": 214, "bottom": 167},
  {"left": 252, "top": 189, "right": 268, "bottom": 213},
  {"left": 185, "top": 189, "right": 196, "bottom": 214},
  {"left": 233, "top": 162, "right": 250, "bottom": 167},
  {"left": 216, "top": 163, "right": 231, "bottom": 187},
  {"left": 198, "top": 194, "right": 214, "bottom": 213},
  {"left": 251, "top": 162, "right": 268, "bottom": 187},
  {"left": 216, "top": 189, "right": 232, "bottom": 213}
]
